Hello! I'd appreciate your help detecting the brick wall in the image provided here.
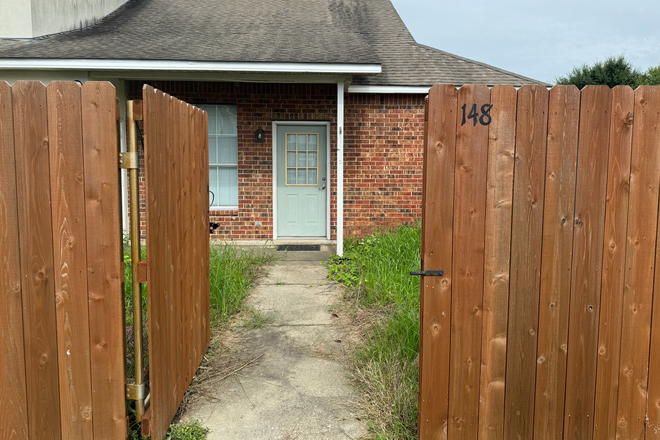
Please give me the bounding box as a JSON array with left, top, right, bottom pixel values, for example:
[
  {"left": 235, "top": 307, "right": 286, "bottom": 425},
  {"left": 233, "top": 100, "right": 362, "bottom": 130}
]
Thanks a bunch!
[{"left": 126, "top": 81, "right": 424, "bottom": 240}]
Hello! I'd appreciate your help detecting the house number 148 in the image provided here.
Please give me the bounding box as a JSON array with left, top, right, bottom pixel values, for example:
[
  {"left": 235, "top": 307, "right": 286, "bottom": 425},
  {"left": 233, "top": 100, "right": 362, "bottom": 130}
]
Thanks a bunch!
[{"left": 461, "top": 103, "right": 493, "bottom": 126}]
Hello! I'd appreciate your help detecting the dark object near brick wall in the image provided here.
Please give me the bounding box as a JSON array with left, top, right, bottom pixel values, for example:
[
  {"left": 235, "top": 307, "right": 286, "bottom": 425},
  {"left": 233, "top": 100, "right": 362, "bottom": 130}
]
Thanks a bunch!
[{"left": 276, "top": 245, "right": 320, "bottom": 251}]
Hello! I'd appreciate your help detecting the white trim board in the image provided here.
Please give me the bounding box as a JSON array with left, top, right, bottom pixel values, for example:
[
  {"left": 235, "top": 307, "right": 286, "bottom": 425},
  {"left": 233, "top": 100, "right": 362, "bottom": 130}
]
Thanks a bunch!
[
  {"left": 272, "top": 121, "right": 332, "bottom": 242},
  {"left": 0, "top": 59, "right": 382, "bottom": 74},
  {"left": 348, "top": 85, "right": 431, "bottom": 94}
]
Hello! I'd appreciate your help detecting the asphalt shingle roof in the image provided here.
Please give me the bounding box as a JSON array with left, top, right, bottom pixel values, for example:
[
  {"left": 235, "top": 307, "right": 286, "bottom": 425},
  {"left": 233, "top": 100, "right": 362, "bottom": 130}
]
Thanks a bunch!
[{"left": 0, "top": 0, "right": 543, "bottom": 86}]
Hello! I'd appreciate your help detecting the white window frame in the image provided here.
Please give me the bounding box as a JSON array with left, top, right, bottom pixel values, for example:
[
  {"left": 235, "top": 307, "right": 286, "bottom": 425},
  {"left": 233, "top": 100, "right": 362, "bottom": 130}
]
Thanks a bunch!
[{"left": 200, "top": 104, "right": 239, "bottom": 210}]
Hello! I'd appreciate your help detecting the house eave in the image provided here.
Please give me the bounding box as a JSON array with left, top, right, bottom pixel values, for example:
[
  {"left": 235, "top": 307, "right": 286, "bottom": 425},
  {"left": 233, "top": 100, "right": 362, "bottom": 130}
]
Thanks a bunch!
[
  {"left": 0, "top": 59, "right": 382, "bottom": 75},
  {"left": 348, "top": 85, "right": 430, "bottom": 94}
]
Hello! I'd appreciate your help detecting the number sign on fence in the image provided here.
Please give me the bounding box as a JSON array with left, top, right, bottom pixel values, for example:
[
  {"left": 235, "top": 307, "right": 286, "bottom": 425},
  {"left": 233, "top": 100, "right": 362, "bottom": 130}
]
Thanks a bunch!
[{"left": 420, "top": 84, "right": 660, "bottom": 440}]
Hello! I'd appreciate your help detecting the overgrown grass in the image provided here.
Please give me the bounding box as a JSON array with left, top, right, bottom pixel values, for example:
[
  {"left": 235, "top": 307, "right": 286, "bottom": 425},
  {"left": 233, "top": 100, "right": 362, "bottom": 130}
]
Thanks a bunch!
[
  {"left": 326, "top": 223, "right": 421, "bottom": 439},
  {"left": 209, "top": 244, "right": 274, "bottom": 327}
]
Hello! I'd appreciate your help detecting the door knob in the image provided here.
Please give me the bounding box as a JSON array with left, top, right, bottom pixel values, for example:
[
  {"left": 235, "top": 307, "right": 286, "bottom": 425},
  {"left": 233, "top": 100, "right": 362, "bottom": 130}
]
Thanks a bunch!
[{"left": 319, "top": 185, "right": 326, "bottom": 191}]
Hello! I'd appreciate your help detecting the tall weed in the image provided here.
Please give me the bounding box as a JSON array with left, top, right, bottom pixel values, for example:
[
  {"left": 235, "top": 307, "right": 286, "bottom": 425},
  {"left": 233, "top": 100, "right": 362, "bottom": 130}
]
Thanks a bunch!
[{"left": 326, "top": 224, "right": 421, "bottom": 438}]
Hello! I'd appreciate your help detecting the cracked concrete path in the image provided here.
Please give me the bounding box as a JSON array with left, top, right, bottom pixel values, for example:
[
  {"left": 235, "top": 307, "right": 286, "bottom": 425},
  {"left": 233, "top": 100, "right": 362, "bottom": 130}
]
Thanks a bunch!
[{"left": 182, "top": 251, "right": 367, "bottom": 440}]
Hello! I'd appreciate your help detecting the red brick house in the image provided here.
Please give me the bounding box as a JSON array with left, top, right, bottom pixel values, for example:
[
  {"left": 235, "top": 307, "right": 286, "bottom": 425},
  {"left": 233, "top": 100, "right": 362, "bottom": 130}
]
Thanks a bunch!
[{"left": 0, "top": 0, "right": 542, "bottom": 254}]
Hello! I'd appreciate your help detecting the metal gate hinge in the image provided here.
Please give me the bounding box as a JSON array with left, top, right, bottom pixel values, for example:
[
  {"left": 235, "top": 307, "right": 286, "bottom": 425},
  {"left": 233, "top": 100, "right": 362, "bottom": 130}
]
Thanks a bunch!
[
  {"left": 125, "top": 379, "right": 146, "bottom": 401},
  {"left": 410, "top": 270, "right": 444, "bottom": 277},
  {"left": 119, "top": 152, "right": 139, "bottom": 169}
]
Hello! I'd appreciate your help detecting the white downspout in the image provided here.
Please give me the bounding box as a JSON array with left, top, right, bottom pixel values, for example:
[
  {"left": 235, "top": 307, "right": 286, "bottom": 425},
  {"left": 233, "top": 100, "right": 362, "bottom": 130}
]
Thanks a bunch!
[{"left": 337, "top": 81, "right": 344, "bottom": 256}]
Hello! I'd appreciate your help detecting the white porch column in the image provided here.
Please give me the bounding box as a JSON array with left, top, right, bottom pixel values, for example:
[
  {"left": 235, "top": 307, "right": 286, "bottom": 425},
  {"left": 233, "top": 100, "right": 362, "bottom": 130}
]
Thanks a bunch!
[{"left": 337, "top": 81, "right": 344, "bottom": 256}]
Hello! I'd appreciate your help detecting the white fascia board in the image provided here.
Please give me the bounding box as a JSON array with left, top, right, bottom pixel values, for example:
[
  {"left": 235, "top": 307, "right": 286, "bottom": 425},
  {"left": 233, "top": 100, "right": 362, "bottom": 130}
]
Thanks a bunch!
[
  {"left": 0, "top": 59, "right": 382, "bottom": 74},
  {"left": 348, "top": 85, "right": 430, "bottom": 94}
]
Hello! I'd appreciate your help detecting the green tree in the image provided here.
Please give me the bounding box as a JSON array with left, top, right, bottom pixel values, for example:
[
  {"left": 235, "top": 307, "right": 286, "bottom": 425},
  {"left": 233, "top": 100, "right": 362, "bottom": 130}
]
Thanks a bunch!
[
  {"left": 636, "top": 65, "right": 660, "bottom": 87},
  {"left": 556, "top": 55, "right": 639, "bottom": 88}
]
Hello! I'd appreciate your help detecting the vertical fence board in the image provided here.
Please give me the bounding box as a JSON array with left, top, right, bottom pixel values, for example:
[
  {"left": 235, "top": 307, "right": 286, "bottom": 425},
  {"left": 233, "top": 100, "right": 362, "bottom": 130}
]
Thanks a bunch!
[
  {"left": 419, "top": 84, "right": 457, "bottom": 440},
  {"left": 563, "top": 85, "right": 612, "bottom": 440},
  {"left": 12, "top": 80, "right": 62, "bottom": 440},
  {"left": 533, "top": 85, "right": 580, "bottom": 440},
  {"left": 144, "top": 86, "right": 210, "bottom": 440},
  {"left": 478, "top": 84, "right": 517, "bottom": 440},
  {"left": 592, "top": 85, "right": 634, "bottom": 440},
  {"left": 46, "top": 81, "right": 94, "bottom": 440},
  {"left": 0, "top": 81, "right": 29, "bottom": 440},
  {"left": 616, "top": 85, "right": 660, "bottom": 439},
  {"left": 503, "top": 85, "right": 549, "bottom": 440},
  {"left": 201, "top": 107, "right": 211, "bottom": 358},
  {"left": 646, "top": 86, "right": 660, "bottom": 438},
  {"left": 448, "top": 84, "right": 490, "bottom": 440},
  {"left": 190, "top": 107, "right": 201, "bottom": 372},
  {"left": 81, "top": 81, "right": 126, "bottom": 440},
  {"left": 182, "top": 103, "right": 192, "bottom": 389}
]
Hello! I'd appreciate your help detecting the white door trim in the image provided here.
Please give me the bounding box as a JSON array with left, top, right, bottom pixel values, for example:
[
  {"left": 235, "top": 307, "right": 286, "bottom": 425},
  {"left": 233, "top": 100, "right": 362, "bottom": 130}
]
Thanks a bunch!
[{"left": 272, "top": 121, "right": 331, "bottom": 241}]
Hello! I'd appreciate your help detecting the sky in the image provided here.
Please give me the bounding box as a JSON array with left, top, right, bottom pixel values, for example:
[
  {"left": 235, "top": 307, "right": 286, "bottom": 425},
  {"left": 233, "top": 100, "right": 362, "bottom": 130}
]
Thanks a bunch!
[{"left": 390, "top": 0, "right": 660, "bottom": 83}]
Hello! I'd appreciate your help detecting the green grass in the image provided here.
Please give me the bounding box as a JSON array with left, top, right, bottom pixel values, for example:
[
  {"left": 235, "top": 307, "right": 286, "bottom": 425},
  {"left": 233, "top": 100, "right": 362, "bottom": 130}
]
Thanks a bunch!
[
  {"left": 209, "top": 244, "right": 275, "bottom": 327},
  {"left": 325, "top": 223, "right": 422, "bottom": 439}
]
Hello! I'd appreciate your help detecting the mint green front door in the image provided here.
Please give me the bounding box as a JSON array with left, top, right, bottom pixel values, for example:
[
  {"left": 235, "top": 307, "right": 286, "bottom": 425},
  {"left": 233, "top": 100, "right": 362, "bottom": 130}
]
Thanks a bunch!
[{"left": 277, "top": 125, "right": 327, "bottom": 237}]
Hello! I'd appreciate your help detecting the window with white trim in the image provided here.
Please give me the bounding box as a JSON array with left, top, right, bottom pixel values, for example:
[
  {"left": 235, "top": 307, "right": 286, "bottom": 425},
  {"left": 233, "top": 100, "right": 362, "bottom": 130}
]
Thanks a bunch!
[{"left": 200, "top": 105, "right": 238, "bottom": 209}]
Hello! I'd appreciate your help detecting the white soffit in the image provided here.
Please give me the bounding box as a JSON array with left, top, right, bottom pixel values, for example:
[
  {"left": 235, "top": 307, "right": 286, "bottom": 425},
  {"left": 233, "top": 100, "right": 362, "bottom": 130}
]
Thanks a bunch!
[
  {"left": 0, "top": 59, "right": 382, "bottom": 74},
  {"left": 348, "top": 85, "right": 431, "bottom": 94}
]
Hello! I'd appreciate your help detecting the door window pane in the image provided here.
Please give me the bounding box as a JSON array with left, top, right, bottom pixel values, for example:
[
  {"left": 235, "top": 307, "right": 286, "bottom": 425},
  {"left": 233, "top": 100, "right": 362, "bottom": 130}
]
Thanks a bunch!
[
  {"left": 297, "top": 134, "right": 307, "bottom": 150},
  {"left": 297, "top": 169, "right": 307, "bottom": 185},
  {"left": 287, "top": 168, "right": 296, "bottom": 185},
  {"left": 309, "top": 169, "right": 318, "bottom": 185},
  {"left": 287, "top": 134, "right": 296, "bottom": 150},
  {"left": 308, "top": 134, "right": 317, "bottom": 150}
]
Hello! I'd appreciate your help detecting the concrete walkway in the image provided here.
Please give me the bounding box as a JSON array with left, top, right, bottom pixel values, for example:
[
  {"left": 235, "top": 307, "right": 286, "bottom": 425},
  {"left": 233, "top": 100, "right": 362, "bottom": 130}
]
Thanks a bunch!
[{"left": 182, "top": 251, "right": 367, "bottom": 439}]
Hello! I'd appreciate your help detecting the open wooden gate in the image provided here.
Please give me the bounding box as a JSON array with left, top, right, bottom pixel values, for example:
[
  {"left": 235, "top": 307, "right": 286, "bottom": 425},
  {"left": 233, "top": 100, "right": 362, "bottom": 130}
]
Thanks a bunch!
[
  {"left": 419, "top": 84, "right": 660, "bottom": 440},
  {"left": 139, "top": 86, "right": 211, "bottom": 439}
]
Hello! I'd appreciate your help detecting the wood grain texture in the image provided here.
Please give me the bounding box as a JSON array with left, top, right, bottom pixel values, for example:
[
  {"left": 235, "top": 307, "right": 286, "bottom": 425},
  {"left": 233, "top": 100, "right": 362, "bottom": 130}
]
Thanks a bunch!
[
  {"left": 533, "top": 85, "right": 580, "bottom": 440},
  {"left": 563, "top": 85, "right": 612, "bottom": 440},
  {"left": 616, "top": 85, "right": 660, "bottom": 439},
  {"left": 478, "top": 84, "right": 517, "bottom": 440},
  {"left": 503, "top": 85, "right": 549, "bottom": 440},
  {"left": 0, "top": 81, "right": 29, "bottom": 440},
  {"left": 645, "top": 86, "right": 660, "bottom": 438},
  {"left": 12, "top": 80, "right": 62, "bottom": 440},
  {"left": 419, "top": 84, "right": 457, "bottom": 440},
  {"left": 46, "top": 81, "right": 94, "bottom": 440},
  {"left": 592, "top": 85, "right": 634, "bottom": 440},
  {"left": 144, "top": 86, "right": 211, "bottom": 440},
  {"left": 81, "top": 81, "right": 126, "bottom": 440},
  {"left": 448, "top": 84, "right": 490, "bottom": 440}
]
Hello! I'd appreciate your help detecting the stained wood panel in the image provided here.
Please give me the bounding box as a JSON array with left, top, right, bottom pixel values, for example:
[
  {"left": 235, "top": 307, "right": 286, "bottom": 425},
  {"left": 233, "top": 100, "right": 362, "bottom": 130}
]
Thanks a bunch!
[
  {"left": 47, "top": 81, "right": 94, "bottom": 440},
  {"left": 478, "top": 84, "right": 517, "bottom": 440},
  {"left": 0, "top": 81, "right": 29, "bottom": 440},
  {"left": 144, "top": 86, "right": 211, "bottom": 440},
  {"left": 592, "top": 85, "right": 634, "bottom": 440},
  {"left": 2, "top": 80, "right": 126, "bottom": 440},
  {"left": 81, "top": 81, "right": 126, "bottom": 440},
  {"left": 421, "top": 84, "right": 660, "bottom": 440},
  {"left": 646, "top": 86, "right": 660, "bottom": 438},
  {"left": 563, "top": 86, "right": 612, "bottom": 440},
  {"left": 503, "top": 85, "right": 549, "bottom": 440},
  {"left": 448, "top": 84, "right": 490, "bottom": 440},
  {"left": 533, "top": 85, "right": 580, "bottom": 440},
  {"left": 617, "top": 85, "right": 660, "bottom": 439},
  {"left": 12, "top": 80, "right": 62, "bottom": 440},
  {"left": 419, "top": 84, "right": 458, "bottom": 440}
]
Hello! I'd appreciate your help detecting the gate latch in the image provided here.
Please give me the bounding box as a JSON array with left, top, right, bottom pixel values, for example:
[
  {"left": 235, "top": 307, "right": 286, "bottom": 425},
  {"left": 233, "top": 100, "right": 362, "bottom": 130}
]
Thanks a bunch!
[{"left": 410, "top": 270, "right": 444, "bottom": 277}]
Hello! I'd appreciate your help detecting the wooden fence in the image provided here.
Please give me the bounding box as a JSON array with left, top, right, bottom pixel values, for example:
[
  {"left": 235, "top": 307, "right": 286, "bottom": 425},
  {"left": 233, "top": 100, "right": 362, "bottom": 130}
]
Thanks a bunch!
[
  {"left": 420, "top": 84, "right": 660, "bottom": 440},
  {"left": 0, "top": 81, "right": 125, "bottom": 439},
  {"left": 141, "top": 85, "right": 211, "bottom": 440}
]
